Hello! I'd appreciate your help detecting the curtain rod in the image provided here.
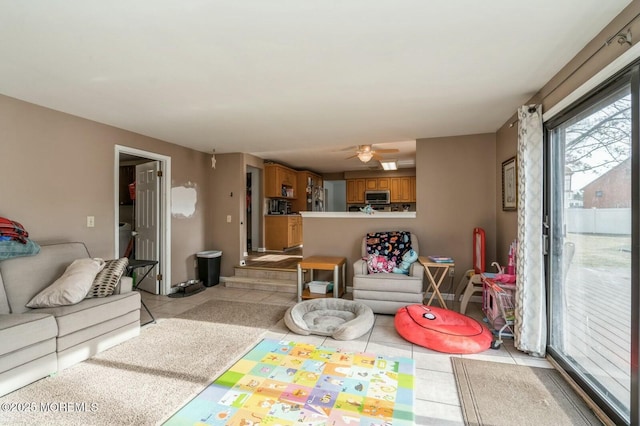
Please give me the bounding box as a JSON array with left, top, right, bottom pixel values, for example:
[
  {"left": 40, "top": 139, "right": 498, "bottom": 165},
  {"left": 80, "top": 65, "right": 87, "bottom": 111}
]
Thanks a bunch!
[{"left": 508, "top": 11, "right": 640, "bottom": 129}]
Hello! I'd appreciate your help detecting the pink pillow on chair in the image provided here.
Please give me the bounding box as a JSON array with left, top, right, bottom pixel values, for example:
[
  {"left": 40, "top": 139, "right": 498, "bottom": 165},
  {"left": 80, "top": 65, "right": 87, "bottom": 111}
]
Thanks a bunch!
[{"left": 366, "top": 254, "right": 395, "bottom": 273}]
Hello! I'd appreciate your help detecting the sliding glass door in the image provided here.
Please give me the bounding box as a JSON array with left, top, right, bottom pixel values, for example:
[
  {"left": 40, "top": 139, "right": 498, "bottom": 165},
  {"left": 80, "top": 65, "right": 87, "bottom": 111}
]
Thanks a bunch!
[{"left": 546, "top": 70, "right": 635, "bottom": 424}]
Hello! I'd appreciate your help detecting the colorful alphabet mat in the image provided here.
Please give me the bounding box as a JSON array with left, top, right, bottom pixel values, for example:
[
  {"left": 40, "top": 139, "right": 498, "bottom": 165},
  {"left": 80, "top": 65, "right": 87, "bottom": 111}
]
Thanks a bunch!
[{"left": 164, "top": 339, "right": 415, "bottom": 425}]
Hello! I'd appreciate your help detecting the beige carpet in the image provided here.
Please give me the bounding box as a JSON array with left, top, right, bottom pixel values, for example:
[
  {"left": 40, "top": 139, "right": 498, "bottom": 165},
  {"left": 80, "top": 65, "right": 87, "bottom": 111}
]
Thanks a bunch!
[
  {"left": 452, "top": 358, "right": 602, "bottom": 426},
  {"left": 0, "top": 300, "right": 288, "bottom": 426}
]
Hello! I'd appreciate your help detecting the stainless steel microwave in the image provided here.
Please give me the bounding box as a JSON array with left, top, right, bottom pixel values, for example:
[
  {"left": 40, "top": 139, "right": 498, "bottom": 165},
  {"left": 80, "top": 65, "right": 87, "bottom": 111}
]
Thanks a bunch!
[{"left": 365, "top": 190, "right": 390, "bottom": 204}]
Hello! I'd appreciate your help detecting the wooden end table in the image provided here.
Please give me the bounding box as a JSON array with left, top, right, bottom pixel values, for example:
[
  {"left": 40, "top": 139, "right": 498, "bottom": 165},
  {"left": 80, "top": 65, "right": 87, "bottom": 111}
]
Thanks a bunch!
[
  {"left": 418, "top": 256, "right": 455, "bottom": 309},
  {"left": 297, "top": 256, "right": 346, "bottom": 302}
]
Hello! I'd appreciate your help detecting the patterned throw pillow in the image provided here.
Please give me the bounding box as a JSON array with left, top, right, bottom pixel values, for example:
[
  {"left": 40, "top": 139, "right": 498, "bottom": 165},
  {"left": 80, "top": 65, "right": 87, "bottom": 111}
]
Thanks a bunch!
[
  {"left": 366, "top": 254, "right": 395, "bottom": 274},
  {"left": 86, "top": 257, "right": 129, "bottom": 298}
]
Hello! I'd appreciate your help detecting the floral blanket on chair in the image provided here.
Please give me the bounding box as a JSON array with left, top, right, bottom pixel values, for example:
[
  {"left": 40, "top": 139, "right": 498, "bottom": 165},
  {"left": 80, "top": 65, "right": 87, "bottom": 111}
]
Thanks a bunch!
[{"left": 365, "top": 231, "right": 412, "bottom": 273}]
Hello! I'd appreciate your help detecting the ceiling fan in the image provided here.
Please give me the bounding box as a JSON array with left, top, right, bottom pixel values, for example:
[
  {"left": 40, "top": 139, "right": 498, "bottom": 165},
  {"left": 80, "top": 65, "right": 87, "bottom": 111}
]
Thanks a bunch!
[{"left": 345, "top": 145, "right": 399, "bottom": 163}]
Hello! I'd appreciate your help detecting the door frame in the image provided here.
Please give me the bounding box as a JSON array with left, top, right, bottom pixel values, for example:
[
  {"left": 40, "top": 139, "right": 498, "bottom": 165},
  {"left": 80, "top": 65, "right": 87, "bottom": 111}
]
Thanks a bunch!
[{"left": 114, "top": 145, "right": 172, "bottom": 295}]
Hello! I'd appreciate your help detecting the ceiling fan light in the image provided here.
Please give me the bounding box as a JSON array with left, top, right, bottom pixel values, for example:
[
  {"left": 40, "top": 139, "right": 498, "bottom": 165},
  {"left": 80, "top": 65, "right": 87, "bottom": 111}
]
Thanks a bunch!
[
  {"left": 357, "top": 151, "right": 373, "bottom": 162},
  {"left": 380, "top": 160, "right": 397, "bottom": 170}
]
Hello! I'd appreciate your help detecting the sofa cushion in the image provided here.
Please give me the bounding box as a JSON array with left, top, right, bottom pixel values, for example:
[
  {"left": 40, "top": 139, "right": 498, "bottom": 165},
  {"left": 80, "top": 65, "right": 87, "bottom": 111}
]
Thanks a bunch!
[
  {"left": 33, "top": 291, "right": 140, "bottom": 337},
  {"left": 26, "top": 258, "right": 106, "bottom": 308},
  {"left": 86, "top": 257, "right": 129, "bottom": 298},
  {"left": 0, "top": 313, "right": 58, "bottom": 357},
  {"left": 0, "top": 242, "right": 90, "bottom": 314}
]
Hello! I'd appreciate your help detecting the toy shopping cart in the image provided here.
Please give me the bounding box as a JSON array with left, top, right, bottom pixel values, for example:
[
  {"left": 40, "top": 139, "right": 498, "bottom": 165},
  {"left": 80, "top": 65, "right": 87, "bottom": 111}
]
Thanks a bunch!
[{"left": 482, "top": 278, "right": 515, "bottom": 349}]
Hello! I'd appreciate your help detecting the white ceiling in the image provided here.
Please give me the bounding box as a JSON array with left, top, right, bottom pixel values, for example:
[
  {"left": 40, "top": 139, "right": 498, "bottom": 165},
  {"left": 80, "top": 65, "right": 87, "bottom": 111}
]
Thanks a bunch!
[{"left": 0, "top": 1, "right": 631, "bottom": 173}]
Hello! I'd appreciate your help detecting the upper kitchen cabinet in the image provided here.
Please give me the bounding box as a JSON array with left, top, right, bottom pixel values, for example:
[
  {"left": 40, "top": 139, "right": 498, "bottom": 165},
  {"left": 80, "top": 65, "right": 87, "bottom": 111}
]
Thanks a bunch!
[
  {"left": 365, "top": 177, "right": 390, "bottom": 191},
  {"left": 346, "top": 175, "right": 415, "bottom": 204},
  {"left": 346, "top": 178, "right": 366, "bottom": 203},
  {"left": 390, "top": 176, "right": 414, "bottom": 203},
  {"left": 264, "top": 163, "right": 298, "bottom": 199},
  {"left": 292, "top": 171, "right": 323, "bottom": 212}
]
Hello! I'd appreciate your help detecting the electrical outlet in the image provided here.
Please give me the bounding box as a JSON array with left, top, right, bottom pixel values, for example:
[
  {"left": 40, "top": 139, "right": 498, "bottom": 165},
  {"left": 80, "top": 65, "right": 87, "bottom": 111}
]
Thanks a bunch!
[
  {"left": 86, "top": 216, "right": 95, "bottom": 228},
  {"left": 226, "top": 215, "right": 232, "bottom": 223},
  {"left": 448, "top": 267, "right": 455, "bottom": 277}
]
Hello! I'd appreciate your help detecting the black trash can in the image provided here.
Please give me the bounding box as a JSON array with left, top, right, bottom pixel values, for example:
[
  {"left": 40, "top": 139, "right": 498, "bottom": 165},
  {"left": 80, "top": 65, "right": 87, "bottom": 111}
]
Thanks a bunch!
[{"left": 197, "top": 250, "right": 222, "bottom": 286}]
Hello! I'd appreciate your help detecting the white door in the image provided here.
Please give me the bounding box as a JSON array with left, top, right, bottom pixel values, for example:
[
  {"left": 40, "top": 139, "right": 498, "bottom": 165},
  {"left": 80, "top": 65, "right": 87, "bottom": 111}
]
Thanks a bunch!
[{"left": 135, "top": 161, "right": 161, "bottom": 294}]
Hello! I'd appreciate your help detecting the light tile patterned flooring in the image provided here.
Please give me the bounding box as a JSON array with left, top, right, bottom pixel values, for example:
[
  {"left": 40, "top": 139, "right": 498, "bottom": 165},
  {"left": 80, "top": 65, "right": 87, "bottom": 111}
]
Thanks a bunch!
[{"left": 140, "top": 286, "right": 551, "bottom": 426}]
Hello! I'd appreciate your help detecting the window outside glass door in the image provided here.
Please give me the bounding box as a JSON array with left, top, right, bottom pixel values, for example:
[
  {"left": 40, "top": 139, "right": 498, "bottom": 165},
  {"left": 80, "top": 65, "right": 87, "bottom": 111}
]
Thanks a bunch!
[{"left": 547, "top": 81, "right": 632, "bottom": 422}]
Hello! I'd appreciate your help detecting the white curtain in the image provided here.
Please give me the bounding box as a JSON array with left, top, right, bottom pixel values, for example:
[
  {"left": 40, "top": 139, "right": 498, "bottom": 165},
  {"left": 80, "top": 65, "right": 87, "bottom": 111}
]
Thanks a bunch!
[{"left": 514, "top": 104, "right": 546, "bottom": 357}]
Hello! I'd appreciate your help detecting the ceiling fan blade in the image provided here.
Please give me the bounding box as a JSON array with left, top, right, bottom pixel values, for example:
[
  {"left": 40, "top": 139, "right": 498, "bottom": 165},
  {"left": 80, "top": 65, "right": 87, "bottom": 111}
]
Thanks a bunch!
[
  {"left": 374, "top": 148, "right": 399, "bottom": 154},
  {"left": 344, "top": 154, "right": 358, "bottom": 160},
  {"left": 372, "top": 153, "right": 384, "bottom": 161}
]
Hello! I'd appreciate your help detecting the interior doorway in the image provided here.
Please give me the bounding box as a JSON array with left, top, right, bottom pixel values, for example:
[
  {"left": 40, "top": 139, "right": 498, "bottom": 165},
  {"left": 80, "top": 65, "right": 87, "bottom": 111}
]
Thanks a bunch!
[
  {"left": 246, "top": 166, "right": 262, "bottom": 255},
  {"left": 114, "top": 145, "right": 172, "bottom": 295}
]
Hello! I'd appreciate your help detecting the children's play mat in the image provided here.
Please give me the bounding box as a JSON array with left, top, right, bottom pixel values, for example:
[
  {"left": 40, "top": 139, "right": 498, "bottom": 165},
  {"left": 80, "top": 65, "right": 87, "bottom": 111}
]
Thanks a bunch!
[{"left": 164, "top": 339, "right": 415, "bottom": 425}]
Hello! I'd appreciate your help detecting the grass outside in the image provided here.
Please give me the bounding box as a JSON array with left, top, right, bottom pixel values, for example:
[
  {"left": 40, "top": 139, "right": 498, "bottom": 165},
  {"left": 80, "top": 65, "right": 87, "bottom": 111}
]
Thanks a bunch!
[{"left": 566, "top": 233, "right": 631, "bottom": 270}]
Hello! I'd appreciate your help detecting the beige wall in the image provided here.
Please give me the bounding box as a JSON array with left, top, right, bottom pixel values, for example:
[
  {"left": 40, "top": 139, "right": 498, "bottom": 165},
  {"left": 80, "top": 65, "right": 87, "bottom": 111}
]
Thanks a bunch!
[
  {"left": 208, "top": 153, "right": 265, "bottom": 277},
  {"left": 303, "top": 133, "right": 496, "bottom": 286},
  {"left": 0, "top": 94, "right": 211, "bottom": 286},
  {"left": 493, "top": 1, "right": 640, "bottom": 263}
]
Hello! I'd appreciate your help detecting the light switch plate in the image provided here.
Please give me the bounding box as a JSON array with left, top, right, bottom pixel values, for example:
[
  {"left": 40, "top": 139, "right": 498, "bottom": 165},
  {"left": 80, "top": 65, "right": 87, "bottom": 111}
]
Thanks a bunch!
[
  {"left": 87, "top": 216, "right": 95, "bottom": 228},
  {"left": 226, "top": 215, "right": 232, "bottom": 223}
]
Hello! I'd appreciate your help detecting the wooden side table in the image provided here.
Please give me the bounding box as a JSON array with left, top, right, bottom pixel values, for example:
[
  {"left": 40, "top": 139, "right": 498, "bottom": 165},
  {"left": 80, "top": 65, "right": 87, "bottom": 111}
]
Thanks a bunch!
[
  {"left": 297, "top": 256, "right": 346, "bottom": 302},
  {"left": 418, "top": 256, "right": 455, "bottom": 309}
]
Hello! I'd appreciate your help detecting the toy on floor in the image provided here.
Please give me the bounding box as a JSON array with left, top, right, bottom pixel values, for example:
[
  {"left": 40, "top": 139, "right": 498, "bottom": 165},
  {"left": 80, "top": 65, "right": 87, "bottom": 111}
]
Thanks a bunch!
[{"left": 394, "top": 304, "right": 492, "bottom": 354}]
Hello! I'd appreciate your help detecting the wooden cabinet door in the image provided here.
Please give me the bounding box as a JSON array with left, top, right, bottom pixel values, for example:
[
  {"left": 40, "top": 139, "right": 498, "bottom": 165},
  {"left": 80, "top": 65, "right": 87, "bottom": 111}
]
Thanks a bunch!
[
  {"left": 399, "top": 177, "right": 411, "bottom": 202},
  {"left": 410, "top": 176, "right": 416, "bottom": 202},
  {"left": 390, "top": 178, "right": 401, "bottom": 202},
  {"left": 264, "top": 165, "right": 279, "bottom": 198},
  {"left": 390, "top": 177, "right": 411, "bottom": 202},
  {"left": 366, "top": 178, "right": 378, "bottom": 190},
  {"left": 347, "top": 179, "right": 362, "bottom": 203},
  {"left": 377, "top": 177, "right": 390, "bottom": 190}
]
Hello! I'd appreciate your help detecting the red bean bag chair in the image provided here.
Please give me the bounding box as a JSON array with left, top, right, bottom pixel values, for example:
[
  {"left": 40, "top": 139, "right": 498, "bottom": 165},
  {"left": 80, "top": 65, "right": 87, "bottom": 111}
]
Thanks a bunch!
[{"left": 394, "top": 304, "right": 492, "bottom": 354}]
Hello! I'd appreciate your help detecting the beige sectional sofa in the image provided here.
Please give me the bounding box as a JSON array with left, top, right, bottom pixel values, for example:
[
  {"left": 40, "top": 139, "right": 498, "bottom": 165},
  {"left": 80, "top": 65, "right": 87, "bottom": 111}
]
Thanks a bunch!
[{"left": 0, "top": 242, "right": 141, "bottom": 397}]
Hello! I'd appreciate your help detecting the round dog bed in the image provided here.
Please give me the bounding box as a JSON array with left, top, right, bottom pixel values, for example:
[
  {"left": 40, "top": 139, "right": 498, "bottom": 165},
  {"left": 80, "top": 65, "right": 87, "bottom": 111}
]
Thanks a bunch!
[
  {"left": 285, "top": 299, "right": 374, "bottom": 340},
  {"left": 394, "top": 305, "right": 492, "bottom": 354}
]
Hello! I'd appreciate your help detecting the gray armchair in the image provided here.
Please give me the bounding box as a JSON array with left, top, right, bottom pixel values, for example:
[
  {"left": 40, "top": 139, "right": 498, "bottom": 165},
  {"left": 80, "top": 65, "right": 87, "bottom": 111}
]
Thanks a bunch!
[{"left": 352, "top": 234, "right": 425, "bottom": 314}]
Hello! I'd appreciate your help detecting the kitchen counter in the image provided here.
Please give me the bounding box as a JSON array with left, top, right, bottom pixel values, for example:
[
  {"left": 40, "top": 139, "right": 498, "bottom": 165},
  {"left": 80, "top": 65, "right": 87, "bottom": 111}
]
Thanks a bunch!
[{"left": 300, "top": 211, "right": 416, "bottom": 219}]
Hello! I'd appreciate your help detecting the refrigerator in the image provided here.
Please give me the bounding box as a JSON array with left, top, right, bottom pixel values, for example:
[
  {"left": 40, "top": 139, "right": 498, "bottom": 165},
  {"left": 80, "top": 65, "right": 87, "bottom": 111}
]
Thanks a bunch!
[{"left": 305, "top": 176, "right": 325, "bottom": 211}]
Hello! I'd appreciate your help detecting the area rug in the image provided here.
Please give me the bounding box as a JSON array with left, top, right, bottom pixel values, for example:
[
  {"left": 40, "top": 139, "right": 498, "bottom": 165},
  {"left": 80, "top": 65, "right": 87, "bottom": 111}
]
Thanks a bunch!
[
  {"left": 452, "top": 358, "right": 602, "bottom": 426},
  {"left": 164, "top": 339, "right": 415, "bottom": 425},
  {"left": 0, "top": 300, "right": 288, "bottom": 426}
]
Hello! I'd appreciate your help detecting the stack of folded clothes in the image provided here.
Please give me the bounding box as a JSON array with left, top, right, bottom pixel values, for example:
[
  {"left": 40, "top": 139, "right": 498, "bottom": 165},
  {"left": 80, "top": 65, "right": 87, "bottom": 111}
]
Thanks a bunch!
[{"left": 0, "top": 217, "right": 40, "bottom": 260}]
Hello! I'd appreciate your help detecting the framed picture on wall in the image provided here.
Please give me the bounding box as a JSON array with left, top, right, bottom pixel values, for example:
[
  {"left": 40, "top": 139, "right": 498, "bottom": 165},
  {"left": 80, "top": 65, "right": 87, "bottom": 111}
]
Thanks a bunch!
[{"left": 502, "top": 156, "right": 517, "bottom": 211}]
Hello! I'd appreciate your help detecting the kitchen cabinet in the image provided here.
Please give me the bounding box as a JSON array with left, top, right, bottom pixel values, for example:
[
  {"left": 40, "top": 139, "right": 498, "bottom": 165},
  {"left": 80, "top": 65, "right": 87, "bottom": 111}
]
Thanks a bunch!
[
  {"left": 264, "top": 163, "right": 297, "bottom": 199},
  {"left": 346, "top": 179, "right": 366, "bottom": 203},
  {"left": 409, "top": 176, "right": 416, "bottom": 202},
  {"left": 292, "top": 170, "right": 323, "bottom": 212},
  {"left": 365, "top": 178, "right": 390, "bottom": 191},
  {"left": 265, "top": 215, "right": 302, "bottom": 250},
  {"left": 390, "top": 177, "right": 412, "bottom": 202},
  {"left": 377, "top": 177, "right": 390, "bottom": 190}
]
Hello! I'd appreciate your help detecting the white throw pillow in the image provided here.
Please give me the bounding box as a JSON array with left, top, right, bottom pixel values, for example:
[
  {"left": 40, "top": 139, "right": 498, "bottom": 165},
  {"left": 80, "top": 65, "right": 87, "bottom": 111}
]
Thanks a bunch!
[{"left": 26, "top": 258, "right": 106, "bottom": 308}]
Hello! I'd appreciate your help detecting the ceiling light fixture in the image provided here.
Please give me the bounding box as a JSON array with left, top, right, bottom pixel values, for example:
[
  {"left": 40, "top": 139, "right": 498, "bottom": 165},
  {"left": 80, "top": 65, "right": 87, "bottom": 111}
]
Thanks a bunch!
[
  {"left": 380, "top": 160, "right": 398, "bottom": 170},
  {"left": 357, "top": 151, "right": 373, "bottom": 162}
]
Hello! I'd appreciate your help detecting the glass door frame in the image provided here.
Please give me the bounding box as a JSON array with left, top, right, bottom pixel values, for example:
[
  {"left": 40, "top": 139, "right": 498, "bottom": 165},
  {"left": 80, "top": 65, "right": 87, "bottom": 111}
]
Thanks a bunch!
[{"left": 543, "top": 64, "right": 640, "bottom": 426}]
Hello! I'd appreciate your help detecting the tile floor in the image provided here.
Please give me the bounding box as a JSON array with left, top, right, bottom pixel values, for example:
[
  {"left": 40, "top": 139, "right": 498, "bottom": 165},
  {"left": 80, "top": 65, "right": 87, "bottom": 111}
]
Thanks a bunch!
[{"left": 140, "top": 286, "right": 551, "bottom": 426}]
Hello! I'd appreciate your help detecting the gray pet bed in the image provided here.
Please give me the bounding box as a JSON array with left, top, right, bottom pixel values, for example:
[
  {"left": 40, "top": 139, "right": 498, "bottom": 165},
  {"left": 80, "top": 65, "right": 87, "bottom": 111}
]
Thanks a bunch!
[{"left": 284, "top": 298, "right": 374, "bottom": 340}]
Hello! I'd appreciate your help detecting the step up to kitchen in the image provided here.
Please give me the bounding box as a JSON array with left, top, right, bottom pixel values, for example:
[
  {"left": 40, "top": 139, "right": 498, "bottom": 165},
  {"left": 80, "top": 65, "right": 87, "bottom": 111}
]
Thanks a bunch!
[{"left": 223, "top": 276, "right": 297, "bottom": 293}]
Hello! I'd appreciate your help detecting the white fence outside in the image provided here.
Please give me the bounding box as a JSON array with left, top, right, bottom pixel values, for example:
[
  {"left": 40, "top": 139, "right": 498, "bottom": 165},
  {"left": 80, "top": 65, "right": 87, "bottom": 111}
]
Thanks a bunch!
[{"left": 566, "top": 208, "right": 631, "bottom": 235}]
